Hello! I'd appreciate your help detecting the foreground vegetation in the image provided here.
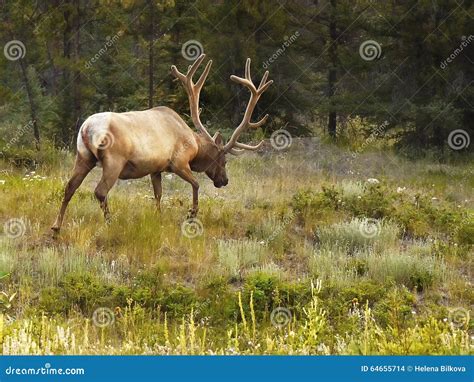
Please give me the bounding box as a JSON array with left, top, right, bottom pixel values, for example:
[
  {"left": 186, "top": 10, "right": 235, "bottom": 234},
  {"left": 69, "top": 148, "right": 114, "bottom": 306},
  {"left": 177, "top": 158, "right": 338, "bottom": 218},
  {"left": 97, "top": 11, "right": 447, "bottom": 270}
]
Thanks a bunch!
[{"left": 0, "top": 141, "right": 472, "bottom": 354}]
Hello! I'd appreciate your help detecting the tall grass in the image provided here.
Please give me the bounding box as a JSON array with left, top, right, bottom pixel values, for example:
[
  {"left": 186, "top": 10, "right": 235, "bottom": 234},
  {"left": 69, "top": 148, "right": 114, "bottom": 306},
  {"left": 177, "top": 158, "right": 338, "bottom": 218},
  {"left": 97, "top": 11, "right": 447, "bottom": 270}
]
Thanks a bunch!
[
  {"left": 317, "top": 217, "right": 400, "bottom": 253},
  {"left": 310, "top": 240, "right": 446, "bottom": 290},
  {"left": 0, "top": 288, "right": 470, "bottom": 355},
  {"left": 217, "top": 239, "right": 268, "bottom": 279},
  {"left": 0, "top": 142, "right": 472, "bottom": 355}
]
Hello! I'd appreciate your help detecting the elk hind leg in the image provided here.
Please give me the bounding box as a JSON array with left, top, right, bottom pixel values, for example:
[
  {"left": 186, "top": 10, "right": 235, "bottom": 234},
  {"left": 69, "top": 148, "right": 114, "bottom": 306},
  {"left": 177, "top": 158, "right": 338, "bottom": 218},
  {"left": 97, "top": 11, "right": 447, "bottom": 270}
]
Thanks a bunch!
[
  {"left": 94, "top": 157, "right": 125, "bottom": 222},
  {"left": 51, "top": 155, "right": 95, "bottom": 234}
]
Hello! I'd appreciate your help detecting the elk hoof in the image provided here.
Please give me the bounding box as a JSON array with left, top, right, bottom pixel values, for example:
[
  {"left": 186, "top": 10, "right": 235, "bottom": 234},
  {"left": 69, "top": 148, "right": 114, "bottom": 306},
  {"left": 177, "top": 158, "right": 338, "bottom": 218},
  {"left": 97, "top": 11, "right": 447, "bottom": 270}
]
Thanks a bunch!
[
  {"left": 51, "top": 226, "right": 60, "bottom": 238},
  {"left": 187, "top": 208, "right": 198, "bottom": 218}
]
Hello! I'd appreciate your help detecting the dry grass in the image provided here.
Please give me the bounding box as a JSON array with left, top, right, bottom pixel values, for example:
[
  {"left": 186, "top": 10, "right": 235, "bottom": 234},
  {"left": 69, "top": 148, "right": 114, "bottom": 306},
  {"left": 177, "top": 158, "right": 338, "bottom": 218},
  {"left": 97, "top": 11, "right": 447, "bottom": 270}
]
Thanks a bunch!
[{"left": 0, "top": 139, "right": 472, "bottom": 354}]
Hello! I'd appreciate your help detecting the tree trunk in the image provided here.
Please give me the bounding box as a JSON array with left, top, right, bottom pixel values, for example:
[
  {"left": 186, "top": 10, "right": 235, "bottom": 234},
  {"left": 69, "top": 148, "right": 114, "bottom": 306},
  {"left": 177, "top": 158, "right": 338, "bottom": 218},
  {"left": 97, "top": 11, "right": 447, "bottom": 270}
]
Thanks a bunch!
[
  {"left": 148, "top": 0, "right": 155, "bottom": 109},
  {"left": 61, "top": 4, "right": 73, "bottom": 146},
  {"left": 18, "top": 57, "right": 40, "bottom": 150},
  {"left": 46, "top": 41, "right": 59, "bottom": 94},
  {"left": 327, "top": 0, "right": 338, "bottom": 138},
  {"left": 72, "top": 0, "right": 83, "bottom": 138}
]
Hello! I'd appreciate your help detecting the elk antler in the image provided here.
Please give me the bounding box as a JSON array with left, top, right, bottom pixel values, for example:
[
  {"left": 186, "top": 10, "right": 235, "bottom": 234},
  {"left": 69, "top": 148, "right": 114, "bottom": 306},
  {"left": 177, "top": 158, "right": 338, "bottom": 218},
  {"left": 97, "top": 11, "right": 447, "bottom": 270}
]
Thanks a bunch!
[
  {"left": 224, "top": 58, "right": 273, "bottom": 154},
  {"left": 171, "top": 54, "right": 214, "bottom": 141}
]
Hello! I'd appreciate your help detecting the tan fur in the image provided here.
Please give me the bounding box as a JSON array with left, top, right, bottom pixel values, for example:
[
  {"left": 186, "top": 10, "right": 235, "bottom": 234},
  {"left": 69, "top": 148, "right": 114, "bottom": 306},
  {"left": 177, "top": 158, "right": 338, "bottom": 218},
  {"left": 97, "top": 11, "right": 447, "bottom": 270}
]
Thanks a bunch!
[{"left": 51, "top": 55, "right": 271, "bottom": 234}]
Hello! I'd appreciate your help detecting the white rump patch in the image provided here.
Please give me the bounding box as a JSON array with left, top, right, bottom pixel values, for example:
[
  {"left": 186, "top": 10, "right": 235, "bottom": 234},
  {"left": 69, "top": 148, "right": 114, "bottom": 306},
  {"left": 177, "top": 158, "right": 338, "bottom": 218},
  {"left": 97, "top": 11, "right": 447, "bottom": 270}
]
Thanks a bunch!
[{"left": 77, "top": 112, "right": 114, "bottom": 158}]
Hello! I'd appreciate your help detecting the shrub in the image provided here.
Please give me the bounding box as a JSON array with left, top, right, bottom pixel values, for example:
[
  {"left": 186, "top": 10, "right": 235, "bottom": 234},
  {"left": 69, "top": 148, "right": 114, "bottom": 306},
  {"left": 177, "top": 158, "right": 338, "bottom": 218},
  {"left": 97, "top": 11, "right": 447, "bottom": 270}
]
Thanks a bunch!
[
  {"left": 362, "top": 250, "right": 441, "bottom": 291},
  {"left": 316, "top": 218, "right": 399, "bottom": 253},
  {"left": 160, "top": 284, "right": 199, "bottom": 318},
  {"left": 242, "top": 272, "right": 280, "bottom": 317},
  {"left": 217, "top": 239, "right": 268, "bottom": 280},
  {"left": 39, "top": 272, "right": 116, "bottom": 314},
  {"left": 343, "top": 183, "right": 392, "bottom": 219},
  {"left": 456, "top": 219, "right": 474, "bottom": 246}
]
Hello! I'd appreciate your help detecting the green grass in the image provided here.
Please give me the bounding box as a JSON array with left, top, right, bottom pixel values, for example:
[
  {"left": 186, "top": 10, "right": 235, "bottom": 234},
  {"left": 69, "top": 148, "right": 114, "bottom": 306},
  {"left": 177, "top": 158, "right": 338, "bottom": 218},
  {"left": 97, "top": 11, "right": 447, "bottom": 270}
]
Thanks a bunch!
[{"left": 0, "top": 140, "right": 472, "bottom": 354}]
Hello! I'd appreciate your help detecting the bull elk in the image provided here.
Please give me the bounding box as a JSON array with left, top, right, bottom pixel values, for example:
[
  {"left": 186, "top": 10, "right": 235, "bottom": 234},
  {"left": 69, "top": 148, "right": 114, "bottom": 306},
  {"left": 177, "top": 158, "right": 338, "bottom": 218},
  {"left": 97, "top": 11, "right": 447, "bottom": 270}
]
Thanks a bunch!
[{"left": 51, "top": 54, "right": 273, "bottom": 233}]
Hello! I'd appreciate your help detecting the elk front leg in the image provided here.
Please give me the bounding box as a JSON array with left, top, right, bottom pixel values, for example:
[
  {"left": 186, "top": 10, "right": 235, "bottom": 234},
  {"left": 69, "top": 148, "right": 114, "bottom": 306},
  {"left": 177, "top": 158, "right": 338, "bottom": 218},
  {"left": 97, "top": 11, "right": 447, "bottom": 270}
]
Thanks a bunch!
[
  {"left": 173, "top": 165, "right": 199, "bottom": 218},
  {"left": 51, "top": 155, "right": 95, "bottom": 234},
  {"left": 94, "top": 157, "right": 125, "bottom": 222},
  {"left": 150, "top": 172, "right": 162, "bottom": 211}
]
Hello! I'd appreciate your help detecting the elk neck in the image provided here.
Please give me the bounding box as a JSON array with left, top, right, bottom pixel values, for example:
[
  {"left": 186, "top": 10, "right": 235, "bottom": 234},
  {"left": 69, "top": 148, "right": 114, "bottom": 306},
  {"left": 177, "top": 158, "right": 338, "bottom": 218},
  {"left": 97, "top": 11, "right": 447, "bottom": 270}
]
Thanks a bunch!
[{"left": 189, "top": 133, "right": 219, "bottom": 172}]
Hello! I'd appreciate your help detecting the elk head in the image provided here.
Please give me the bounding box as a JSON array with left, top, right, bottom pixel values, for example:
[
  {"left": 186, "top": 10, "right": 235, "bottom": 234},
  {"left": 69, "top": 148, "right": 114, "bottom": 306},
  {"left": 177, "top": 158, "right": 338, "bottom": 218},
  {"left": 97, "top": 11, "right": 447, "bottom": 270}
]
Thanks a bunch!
[{"left": 171, "top": 54, "right": 273, "bottom": 188}]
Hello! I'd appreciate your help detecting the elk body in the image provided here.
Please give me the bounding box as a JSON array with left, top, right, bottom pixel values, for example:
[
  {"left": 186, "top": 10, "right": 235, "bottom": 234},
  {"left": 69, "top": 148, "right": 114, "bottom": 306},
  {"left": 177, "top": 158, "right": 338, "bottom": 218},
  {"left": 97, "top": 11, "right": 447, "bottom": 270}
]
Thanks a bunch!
[{"left": 51, "top": 55, "right": 272, "bottom": 233}]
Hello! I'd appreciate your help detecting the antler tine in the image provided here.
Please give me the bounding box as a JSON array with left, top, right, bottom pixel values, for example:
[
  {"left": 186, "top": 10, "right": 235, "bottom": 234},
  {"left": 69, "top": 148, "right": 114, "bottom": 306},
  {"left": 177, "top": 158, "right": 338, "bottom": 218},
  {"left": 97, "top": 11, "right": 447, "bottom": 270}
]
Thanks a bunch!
[
  {"left": 230, "top": 75, "right": 255, "bottom": 93},
  {"left": 249, "top": 114, "right": 269, "bottom": 129},
  {"left": 195, "top": 60, "right": 212, "bottom": 91},
  {"left": 245, "top": 58, "right": 252, "bottom": 81},
  {"left": 258, "top": 71, "right": 269, "bottom": 90},
  {"left": 171, "top": 54, "right": 214, "bottom": 141},
  {"left": 224, "top": 58, "right": 272, "bottom": 153},
  {"left": 229, "top": 148, "right": 246, "bottom": 156},
  {"left": 171, "top": 65, "right": 186, "bottom": 82},
  {"left": 187, "top": 54, "right": 206, "bottom": 79},
  {"left": 235, "top": 141, "right": 264, "bottom": 150}
]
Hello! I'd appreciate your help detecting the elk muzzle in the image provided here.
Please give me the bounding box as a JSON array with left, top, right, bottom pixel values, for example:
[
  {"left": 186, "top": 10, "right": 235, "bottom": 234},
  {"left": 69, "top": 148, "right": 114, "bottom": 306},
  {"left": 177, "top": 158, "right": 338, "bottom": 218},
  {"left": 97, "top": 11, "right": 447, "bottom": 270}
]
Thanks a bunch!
[{"left": 213, "top": 177, "right": 228, "bottom": 188}]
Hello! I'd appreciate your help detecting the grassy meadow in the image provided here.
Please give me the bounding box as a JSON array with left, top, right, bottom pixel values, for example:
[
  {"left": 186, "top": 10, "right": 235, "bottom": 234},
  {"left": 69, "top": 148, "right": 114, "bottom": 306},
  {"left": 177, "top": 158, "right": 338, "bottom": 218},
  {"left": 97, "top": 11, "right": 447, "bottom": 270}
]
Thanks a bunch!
[{"left": 0, "top": 139, "right": 472, "bottom": 355}]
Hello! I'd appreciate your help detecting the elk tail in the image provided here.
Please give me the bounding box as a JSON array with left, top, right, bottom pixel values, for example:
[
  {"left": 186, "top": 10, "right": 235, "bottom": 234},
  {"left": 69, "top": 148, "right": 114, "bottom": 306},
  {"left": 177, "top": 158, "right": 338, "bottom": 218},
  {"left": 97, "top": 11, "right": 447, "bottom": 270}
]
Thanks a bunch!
[{"left": 77, "top": 122, "right": 100, "bottom": 163}]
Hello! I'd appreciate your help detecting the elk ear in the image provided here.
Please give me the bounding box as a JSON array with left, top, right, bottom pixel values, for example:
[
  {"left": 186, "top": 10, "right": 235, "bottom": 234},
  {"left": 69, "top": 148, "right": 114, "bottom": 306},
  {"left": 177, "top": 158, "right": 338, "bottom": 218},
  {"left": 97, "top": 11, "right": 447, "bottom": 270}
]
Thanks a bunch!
[{"left": 213, "top": 132, "right": 224, "bottom": 147}]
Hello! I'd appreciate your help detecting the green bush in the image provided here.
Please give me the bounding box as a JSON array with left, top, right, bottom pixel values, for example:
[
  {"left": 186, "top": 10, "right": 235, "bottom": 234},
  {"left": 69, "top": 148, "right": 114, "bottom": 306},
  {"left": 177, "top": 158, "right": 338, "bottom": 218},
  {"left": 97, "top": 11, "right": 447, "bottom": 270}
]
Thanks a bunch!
[
  {"left": 39, "top": 272, "right": 115, "bottom": 314},
  {"left": 160, "top": 284, "right": 199, "bottom": 318},
  {"left": 243, "top": 272, "right": 280, "bottom": 317},
  {"left": 343, "top": 183, "right": 392, "bottom": 219},
  {"left": 456, "top": 220, "right": 474, "bottom": 246}
]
